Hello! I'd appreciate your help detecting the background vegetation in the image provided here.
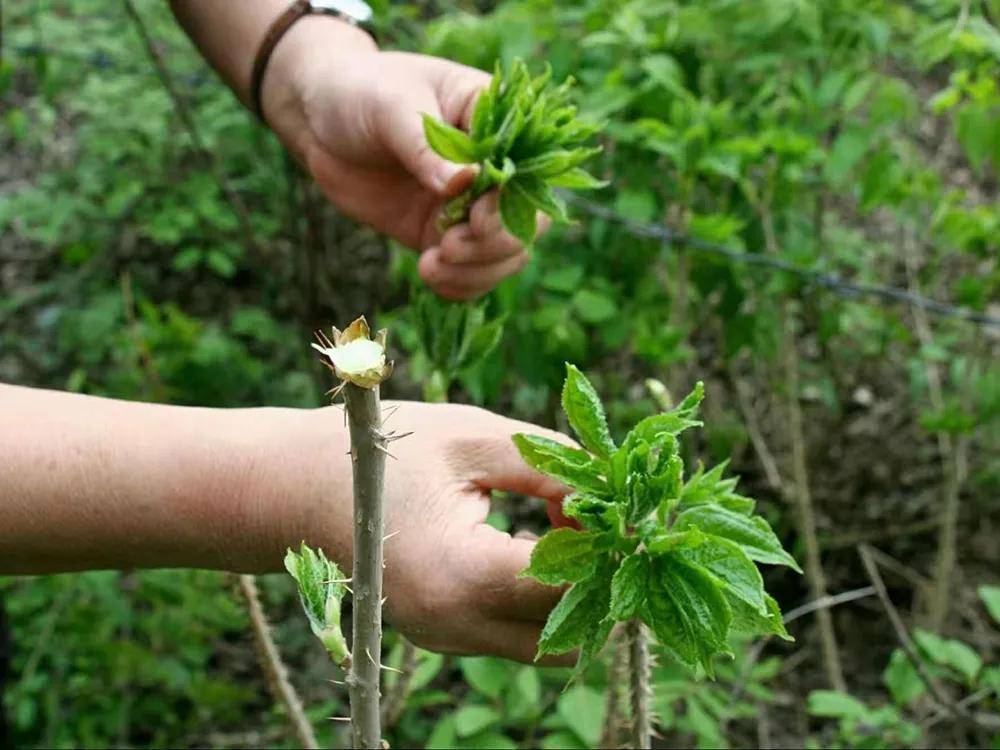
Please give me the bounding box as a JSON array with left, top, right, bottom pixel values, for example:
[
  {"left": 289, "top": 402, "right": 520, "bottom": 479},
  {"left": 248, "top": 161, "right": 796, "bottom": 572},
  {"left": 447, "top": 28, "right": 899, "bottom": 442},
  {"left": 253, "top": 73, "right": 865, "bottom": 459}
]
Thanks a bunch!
[{"left": 1, "top": 0, "right": 998, "bottom": 747}]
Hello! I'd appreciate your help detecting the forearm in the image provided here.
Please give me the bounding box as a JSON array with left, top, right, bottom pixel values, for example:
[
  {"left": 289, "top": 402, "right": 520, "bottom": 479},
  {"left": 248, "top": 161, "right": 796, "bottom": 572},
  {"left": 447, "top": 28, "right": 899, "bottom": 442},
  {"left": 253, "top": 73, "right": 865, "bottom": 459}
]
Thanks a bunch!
[
  {"left": 169, "top": 0, "right": 376, "bottom": 113},
  {"left": 0, "top": 385, "right": 351, "bottom": 575}
]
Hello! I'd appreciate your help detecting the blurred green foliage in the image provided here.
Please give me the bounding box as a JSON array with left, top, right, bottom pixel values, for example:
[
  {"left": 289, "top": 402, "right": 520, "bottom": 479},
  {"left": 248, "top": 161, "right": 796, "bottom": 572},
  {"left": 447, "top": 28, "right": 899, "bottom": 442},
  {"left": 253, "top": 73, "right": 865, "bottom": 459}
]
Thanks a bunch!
[{"left": 1, "top": 0, "right": 998, "bottom": 747}]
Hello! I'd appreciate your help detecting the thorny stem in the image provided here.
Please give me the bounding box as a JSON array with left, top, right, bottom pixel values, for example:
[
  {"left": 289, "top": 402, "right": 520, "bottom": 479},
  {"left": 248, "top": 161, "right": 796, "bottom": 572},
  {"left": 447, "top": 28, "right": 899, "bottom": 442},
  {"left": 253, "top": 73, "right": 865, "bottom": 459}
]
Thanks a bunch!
[
  {"left": 238, "top": 575, "right": 319, "bottom": 749},
  {"left": 626, "top": 619, "right": 652, "bottom": 750},
  {"left": 381, "top": 639, "right": 418, "bottom": 728},
  {"left": 343, "top": 383, "right": 387, "bottom": 749},
  {"left": 599, "top": 625, "right": 627, "bottom": 749}
]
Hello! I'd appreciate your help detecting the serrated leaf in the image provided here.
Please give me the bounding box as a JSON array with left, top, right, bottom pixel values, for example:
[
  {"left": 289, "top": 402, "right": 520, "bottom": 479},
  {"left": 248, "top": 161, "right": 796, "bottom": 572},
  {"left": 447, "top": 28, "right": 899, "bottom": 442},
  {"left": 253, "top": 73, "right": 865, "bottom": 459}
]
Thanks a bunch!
[
  {"left": 679, "top": 461, "right": 755, "bottom": 515},
  {"left": 725, "top": 592, "right": 792, "bottom": 641},
  {"left": 610, "top": 552, "right": 649, "bottom": 620},
  {"left": 499, "top": 181, "right": 538, "bottom": 247},
  {"left": 641, "top": 554, "right": 732, "bottom": 676},
  {"left": 537, "top": 567, "right": 613, "bottom": 657},
  {"left": 512, "top": 433, "right": 608, "bottom": 496},
  {"left": 562, "top": 493, "right": 620, "bottom": 532},
  {"left": 521, "top": 528, "right": 602, "bottom": 586},
  {"left": 562, "top": 364, "right": 616, "bottom": 459},
  {"left": 422, "top": 114, "right": 478, "bottom": 164},
  {"left": 674, "top": 504, "right": 802, "bottom": 572},
  {"left": 673, "top": 535, "right": 768, "bottom": 615}
]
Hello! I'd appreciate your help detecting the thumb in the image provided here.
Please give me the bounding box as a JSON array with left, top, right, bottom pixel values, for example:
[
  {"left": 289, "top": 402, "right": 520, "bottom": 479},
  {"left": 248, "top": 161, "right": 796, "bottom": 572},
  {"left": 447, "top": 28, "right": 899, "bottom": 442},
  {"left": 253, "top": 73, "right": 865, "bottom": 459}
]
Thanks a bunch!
[{"left": 379, "top": 95, "right": 473, "bottom": 196}]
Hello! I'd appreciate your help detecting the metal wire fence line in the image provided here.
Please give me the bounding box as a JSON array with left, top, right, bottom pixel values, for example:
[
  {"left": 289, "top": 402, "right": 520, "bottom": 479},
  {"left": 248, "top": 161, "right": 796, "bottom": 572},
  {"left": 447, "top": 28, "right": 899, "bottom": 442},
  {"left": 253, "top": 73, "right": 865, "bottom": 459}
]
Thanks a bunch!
[{"left": 5, "top": 40, "right": 1000, "bottom": 331}]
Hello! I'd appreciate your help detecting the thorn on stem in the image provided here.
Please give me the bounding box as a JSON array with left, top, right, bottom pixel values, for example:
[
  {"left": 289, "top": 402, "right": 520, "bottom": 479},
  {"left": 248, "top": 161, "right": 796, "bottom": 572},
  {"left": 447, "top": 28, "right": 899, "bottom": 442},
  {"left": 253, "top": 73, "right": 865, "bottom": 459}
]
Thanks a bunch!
[
  {"left": 383, "top": 530, "right": 401, "bottom": 543},
  {"left": 366, "top": 648, "right": 378, "bottom": 666}
]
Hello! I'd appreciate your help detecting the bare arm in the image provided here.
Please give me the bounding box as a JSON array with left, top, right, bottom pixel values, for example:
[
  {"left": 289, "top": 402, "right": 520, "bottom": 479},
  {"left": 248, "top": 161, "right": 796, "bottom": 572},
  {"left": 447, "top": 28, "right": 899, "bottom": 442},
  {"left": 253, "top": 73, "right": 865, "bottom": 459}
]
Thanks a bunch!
[
  {"left": 0, "top": 383, "right": 343, "bottom": 573},
  {"left": 0, "top": 383, "right": 571, "bottom": 662}
]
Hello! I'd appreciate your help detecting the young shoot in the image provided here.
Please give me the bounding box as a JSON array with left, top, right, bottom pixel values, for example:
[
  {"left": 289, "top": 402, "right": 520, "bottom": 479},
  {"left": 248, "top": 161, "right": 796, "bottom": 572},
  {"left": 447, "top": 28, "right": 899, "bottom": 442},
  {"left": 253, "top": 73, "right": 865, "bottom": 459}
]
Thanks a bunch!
[
  {"left": 422, "top": 58, "right": 606, "bottom": 247},
  {"left": 515, "top": 364, "right": 798, "bottom": 741}
]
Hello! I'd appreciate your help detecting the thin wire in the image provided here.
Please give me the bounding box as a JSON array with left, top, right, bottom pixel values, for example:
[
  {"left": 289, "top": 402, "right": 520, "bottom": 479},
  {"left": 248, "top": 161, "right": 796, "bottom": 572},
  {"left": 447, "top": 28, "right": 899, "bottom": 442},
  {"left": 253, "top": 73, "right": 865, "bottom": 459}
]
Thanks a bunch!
[
  {"left": 568, "top": 195, "right": 1000, "bottom": 330},
  {"left": 8, "top": 40, "right": 1000, "bottom": 330}
]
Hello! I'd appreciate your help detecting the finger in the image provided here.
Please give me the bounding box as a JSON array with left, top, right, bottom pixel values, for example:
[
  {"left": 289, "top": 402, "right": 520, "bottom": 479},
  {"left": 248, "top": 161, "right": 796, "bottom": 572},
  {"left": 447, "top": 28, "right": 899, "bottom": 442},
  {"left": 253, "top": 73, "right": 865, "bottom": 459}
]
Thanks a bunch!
[
  {"left": 420, "top": 247, "right": 527, "bottom": 295},
  {"left": 469, "top": 193, "right": 553, "bottom": 244},
  {"left": 471, "top": 525, "right": 565, "bottom": 623},
  {"left": 376, "top": 90, "right": 473, "bottom": 196},
  {"left": 472, "top": 618, "right": 575, "bottom": 666},
  {"left": 455, "top": 419, "right": 579, "bottom": 502},
  {"left": 438, "top": 224, "right": 522, "bottom": 265}
]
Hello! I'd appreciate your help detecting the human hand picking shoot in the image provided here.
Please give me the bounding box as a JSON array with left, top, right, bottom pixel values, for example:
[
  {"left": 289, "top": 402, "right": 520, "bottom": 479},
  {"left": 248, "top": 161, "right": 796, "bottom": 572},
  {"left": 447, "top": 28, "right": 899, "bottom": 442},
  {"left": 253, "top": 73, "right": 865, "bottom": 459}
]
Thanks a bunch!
[
  {"left": 171, "top": 1, "right": 549, "bottom": 300},
  {"left": 0, "top": 384, "right": 577, "bottom": 665}
]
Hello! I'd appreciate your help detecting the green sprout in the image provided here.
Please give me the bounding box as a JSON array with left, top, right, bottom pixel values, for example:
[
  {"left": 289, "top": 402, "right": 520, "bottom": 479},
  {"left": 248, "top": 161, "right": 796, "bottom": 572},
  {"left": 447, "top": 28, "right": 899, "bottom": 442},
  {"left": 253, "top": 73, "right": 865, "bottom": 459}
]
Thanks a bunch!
[
  {"left": 284, "top": 543, "right": 351, "bottom": 668},
  {"left": 515, "top": 365, "right": 797, "bottom": 680},
  {"left": 422, "top": 58, "right": 606, "bottom": 247}
]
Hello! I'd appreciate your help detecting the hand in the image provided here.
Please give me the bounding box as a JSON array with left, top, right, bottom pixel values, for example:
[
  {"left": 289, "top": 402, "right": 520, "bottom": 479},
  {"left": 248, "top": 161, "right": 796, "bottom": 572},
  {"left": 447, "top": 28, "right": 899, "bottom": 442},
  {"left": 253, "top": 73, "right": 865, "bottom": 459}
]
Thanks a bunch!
[
  {"left": 263, "top": 19, "right": 549, "bottom": 300},
  {"left": 253, "top": 400, "right": 575, "bottom": 664}
]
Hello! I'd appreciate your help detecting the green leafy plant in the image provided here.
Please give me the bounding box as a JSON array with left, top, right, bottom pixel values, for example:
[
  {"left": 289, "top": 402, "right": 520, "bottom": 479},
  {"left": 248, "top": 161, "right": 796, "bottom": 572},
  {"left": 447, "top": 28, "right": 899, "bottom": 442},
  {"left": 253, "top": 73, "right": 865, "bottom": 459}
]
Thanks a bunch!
[
  {"left": 515, "top": 364, "right": 796, "bottom": 744},
  {"left": 408, "top": 290, "right": 505, "bottom": 403},
  {"left": 422, "top": 58, "right": 606, "bottom": 246}
]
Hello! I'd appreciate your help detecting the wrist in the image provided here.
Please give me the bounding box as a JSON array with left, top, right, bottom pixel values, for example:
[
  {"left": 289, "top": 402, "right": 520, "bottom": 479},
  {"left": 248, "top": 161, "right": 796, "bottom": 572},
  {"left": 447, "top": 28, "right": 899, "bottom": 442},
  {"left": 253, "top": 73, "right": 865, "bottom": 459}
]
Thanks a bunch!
[
  {"left": 226, "top": 406, "right": 354, "bottom": 574},
  {"left": 260, "top": 13, "right": 378, "bottom": 158}
]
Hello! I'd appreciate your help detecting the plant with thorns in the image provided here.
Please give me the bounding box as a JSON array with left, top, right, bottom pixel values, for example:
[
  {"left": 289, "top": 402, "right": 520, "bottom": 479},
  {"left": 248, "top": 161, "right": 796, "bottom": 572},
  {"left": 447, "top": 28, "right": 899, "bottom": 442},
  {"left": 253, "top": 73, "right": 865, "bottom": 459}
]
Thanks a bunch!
[
  {"left": 287, "top": 317, "right": 399, "bottom": 749},
  {"left": 516, "top": 364, "right": 798, "bottom": 748}
]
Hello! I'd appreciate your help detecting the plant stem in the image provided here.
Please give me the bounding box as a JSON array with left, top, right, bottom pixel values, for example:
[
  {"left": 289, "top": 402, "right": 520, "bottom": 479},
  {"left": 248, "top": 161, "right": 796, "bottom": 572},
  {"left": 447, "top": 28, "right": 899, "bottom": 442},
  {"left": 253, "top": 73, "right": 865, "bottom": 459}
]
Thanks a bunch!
[
  {"left": 599, "top": 625, "right": 626, "bottom": 749},
  {"left": 626, "top": 619, "right": 651, "bottom": 750},
  {"left": 238, "top": 574, "right": 319, "bottom": 749},
  {"left": 343, "top": 382, "right": 387, "bottom": 749},
  {"left": 779, "top": 300, "right": 846, "bottom": 692},
  {"left": 381, "top": 639, "right": 418, "bottom": 728}
]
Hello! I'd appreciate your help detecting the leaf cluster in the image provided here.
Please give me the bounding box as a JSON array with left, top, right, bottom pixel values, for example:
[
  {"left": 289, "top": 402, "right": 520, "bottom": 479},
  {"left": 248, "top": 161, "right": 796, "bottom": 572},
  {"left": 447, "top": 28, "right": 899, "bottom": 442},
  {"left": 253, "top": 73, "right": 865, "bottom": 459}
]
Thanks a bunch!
[
  {"left": 410, "top": 290, "right": 505, "bottom": 402},
  {"left": 516, "top": 365, "right": 798, "bottom": 677},
  {"left": 422, "top": 58, "right": 606, "bottom": 247}
]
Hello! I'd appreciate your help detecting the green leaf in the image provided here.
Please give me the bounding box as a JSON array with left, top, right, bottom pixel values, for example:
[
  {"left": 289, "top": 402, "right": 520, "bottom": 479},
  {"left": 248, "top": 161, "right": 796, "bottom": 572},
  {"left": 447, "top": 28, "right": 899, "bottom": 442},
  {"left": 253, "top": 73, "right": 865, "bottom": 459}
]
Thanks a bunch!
[
  {"left": 422, "top": 114, "right": 478, "bottom": 163},
  {"left": 625, "top": 382, "right": 704, "bottom": 445},
  {"left": 518, "top": 148, "right": 603, "bottom": 179},
  {"left": 512, "top": 433, "right": 608, "bottom": 495},
  {"left": 509, "top": 176, "right": 569, "bottom": 223},
  {"left": 540, "top": 731, "right": 588, "bottom": 749},
  {"left": 454, "top": 705, "right": 501, "bottom": 737},
  {"left": 562, "top": 493, "right": 620, "bottom": 532},
  {"left": 674, "top": 504, "right": 802, "bottom": 572},
  {"left": 673, "top": 535, "right": 768, "bottom": 615},
  {"left": 808, "top": 690, "right": 868, "bottom": 719},
  {"left": 978, "top": 585, "right": 1000, "bottom": 626},
  {"left": 521, "top": 528, "right": 602, "bottom": 586},
  {"left": 499, "top": 181, "right": 538, "bottom": 246},
  {"left": 883, "top": 649, "right": 925, "bottom": 706},
  {"left": 725, "top": 592, "right": 791, "bottom": 641},
  {"left": 547, "top": 167, "right": 608, "bottom": 189},
  {"left": 562, "top": 364, "right": 616, "bottom": 459},
  {"left": 913, "top": 629, "right": 981, "bottom": 682},
  {"left": 537, "top": 567, "right": 613, "bottom": 657},
  {"left": 460, "top": 657, "right": 513, "bottom": 699},
  {"left": 557, "top": 685, "right": 605, "bottom": 747},
  {"left": 641, "top": 554, "right": 732, "bottom": 675},
  {"left": 609, "top": 552, "right": 649, "bottom": 620}
]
